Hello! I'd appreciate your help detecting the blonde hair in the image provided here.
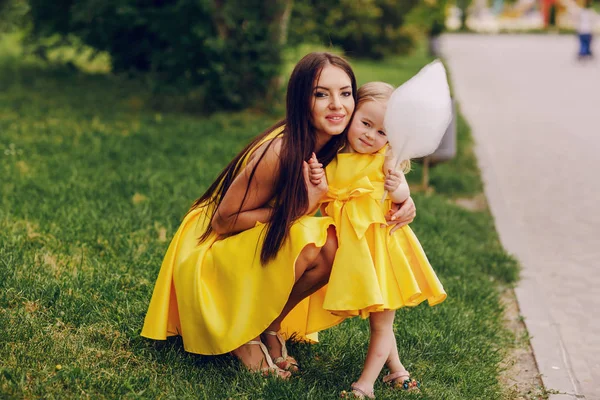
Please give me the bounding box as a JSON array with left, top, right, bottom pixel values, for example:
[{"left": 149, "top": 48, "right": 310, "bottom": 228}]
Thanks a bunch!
[{"left": 357, "top": 82, "right": 411, "bottom": 173}]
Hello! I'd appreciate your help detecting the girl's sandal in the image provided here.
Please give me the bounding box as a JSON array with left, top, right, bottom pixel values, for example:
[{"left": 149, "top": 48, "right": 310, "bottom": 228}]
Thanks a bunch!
[
  {"left": 340, "top": 384, "right": 375, "bottom": 399},
  {"left": 263, "top": 330, "right": 300, "bottom": 372},
  {"left": 383, "top": 370, "right": 421, "bottom": 392},
  {"left": 237, "top": 340, "right": 291, "bottom": 379}
]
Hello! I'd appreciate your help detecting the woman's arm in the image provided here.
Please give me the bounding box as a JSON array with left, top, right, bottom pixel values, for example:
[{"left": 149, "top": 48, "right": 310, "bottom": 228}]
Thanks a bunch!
[
  {"left": 213, "top": 207, "right": 273, "bottom": 235},
  {"left": 211, "top": 140, "right": 281, "bottom": 235},
  {"left": 211, "top": 142, "right": 328, "bottom": 235},
  {"left": 386, "top": 197, "right": 416, "bottom": 233}
]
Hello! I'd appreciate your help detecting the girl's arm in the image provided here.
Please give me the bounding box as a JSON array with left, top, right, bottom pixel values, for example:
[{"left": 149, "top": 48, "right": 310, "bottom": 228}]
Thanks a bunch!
[
  {"left": 385, "top": 169, "right": 410, "bottom": 204},
  {"left": 307, "top": 153, "right": 328, "bottom": 215},
  {"left": 383, "top": 155, "right": 410, "bottom": 204}
]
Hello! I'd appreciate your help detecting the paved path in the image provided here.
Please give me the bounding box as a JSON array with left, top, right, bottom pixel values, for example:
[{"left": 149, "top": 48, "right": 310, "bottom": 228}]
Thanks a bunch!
[{"left": 441, "top": 34, "right": 600, "bottom": 400}]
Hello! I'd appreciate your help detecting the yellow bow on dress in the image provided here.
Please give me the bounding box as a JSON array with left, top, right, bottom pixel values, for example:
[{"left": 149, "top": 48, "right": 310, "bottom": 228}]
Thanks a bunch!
[{"left": 323, "top": 176, "right": 387, "bottom": 240}]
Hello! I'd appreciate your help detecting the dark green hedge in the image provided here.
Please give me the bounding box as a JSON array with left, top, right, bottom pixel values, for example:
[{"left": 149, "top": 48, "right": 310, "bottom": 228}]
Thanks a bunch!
[{"left": 27, "top": 0, "right": 286, "bottom": 111}]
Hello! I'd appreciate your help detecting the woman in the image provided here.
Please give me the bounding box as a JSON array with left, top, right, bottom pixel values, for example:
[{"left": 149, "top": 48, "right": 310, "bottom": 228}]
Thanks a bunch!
[{"left": 141, "top": 52, "right": 416, "bottom": 378}]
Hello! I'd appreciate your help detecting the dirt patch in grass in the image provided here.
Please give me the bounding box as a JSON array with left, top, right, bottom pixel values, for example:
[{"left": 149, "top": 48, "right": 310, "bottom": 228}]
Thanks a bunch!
[
  {"left": 499, "top": 288, "right": 547, "bottom": 399},
  {"left": 453, "top": 193, "right": 488, "bottom": 212}
]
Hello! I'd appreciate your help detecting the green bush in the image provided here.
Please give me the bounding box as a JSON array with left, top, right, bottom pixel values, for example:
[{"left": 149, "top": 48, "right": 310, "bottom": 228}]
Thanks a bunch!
[
  {"left": 0, "top": 0, "right": 29, "bottom": 33},
  {"left": 405, "top": 0, "right": 449, "bottom": 37},
  {"left": 288, "top": 0, "right": 419, "bottom": 59},
  {"left": 26, "top": 0, "right": 287, "bottom": 111}
]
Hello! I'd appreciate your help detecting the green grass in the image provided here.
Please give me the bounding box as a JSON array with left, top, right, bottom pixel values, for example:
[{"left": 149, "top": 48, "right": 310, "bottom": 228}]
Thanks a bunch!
[{"left": 0, "top": 35, "right": 519, "bottom": 399}]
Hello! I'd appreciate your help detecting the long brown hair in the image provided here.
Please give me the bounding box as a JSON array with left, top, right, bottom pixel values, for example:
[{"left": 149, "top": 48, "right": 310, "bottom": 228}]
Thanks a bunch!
[{"left": 191, "top": 52, "right": 357, "bottom": 263}]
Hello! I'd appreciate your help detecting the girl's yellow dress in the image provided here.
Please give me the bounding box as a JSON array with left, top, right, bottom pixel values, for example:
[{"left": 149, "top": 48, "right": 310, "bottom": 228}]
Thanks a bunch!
[
  {"left": 141, "top": 126, "right": 341, "bottom": 355},
  {"left": 321, "top": 148, "right": 447, "bottom": 319}
]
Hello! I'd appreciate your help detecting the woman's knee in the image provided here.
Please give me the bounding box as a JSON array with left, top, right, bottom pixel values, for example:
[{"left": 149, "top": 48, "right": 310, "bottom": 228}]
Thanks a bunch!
[
  {"left": 294, "top": 243, "right": 319, "bottom": 281},
  {"left": 295, "top": 227, "right": 337, "bottom": 282},
  {"left": 316, "top": 227, "right": 338, "bottom": 278},
  {"left": 322, "top": 226, "right": 338, "bottom": 265}
]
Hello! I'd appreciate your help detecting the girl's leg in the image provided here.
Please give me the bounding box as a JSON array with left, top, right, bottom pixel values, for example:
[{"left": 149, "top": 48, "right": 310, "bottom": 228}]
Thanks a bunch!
[
  {"left": 385, "top": 329, "right": 406, "bottom": 374},
  {"left": 383, "top": 324, "right": 419, "bottom": 391},
  {"left": 240, "top": 226, "right": 338, "bottom": 363},
  {"left": 352, "top": 310, "right": 396, "bottom": 395}
]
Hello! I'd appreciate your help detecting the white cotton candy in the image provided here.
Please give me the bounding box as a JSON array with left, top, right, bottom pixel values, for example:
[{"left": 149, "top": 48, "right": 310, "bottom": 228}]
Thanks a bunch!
[{"left": 384, "top": 60, "right": 453, "bottom": 167}]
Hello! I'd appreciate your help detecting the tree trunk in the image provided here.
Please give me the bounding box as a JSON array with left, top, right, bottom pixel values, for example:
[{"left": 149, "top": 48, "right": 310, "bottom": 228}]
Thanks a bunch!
[
  {"left": 212, "top": 0, "right": 229, "bottom": 40},
  {"left": 277, "top": 0, "right": 293, "bottom": 46},
  {"left": 267, "top": 0, "right": 294, "bottom": 104}
]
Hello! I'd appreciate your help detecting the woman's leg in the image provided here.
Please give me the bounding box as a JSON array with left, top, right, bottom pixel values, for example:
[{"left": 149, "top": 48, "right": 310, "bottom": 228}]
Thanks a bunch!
[
  {"left": 262, "top": 225, "right": 338, "bottom": 359},
  {"left": 230, "top": 336, "right": 291, "bottom": 379},
  {"left": 352, "top": 310, "right": 396, "bottom": 395},
  {"left": 236, "top": 226, "right": 338, "bottom": 364}
]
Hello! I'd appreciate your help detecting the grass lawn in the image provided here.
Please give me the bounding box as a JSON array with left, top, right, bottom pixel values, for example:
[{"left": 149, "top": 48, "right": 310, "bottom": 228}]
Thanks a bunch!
[{"left": 0, "top": 35, "right": 519, "bottom": 399}]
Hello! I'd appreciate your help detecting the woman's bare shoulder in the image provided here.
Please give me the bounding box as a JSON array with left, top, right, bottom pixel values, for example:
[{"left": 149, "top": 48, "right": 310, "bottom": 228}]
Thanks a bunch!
[{"left": 247, "top": 136, "right": 283, "bottom": 166}]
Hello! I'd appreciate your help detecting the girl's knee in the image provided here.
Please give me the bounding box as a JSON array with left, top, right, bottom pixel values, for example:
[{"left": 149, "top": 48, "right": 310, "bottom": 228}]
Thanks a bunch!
[{"left": 369, "top": 310, "right": 395, "bottom": 332}]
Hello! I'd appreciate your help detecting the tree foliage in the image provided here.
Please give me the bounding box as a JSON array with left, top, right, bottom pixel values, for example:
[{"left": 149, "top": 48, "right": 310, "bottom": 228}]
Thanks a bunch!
[
  {"left": 26, "top": 0, "right": 288, "bottom": 110},
  {"left": 0, "top": 0, "right": 29, "bottom": 32},
  {"left": 404, "top": 0, "right": 449, "bottom": 37},
  {"left": 22, "top": 0, "right": 429, "bottom": 110},
  {"left": 288, "top": 0, "right": 420, "bottom": 59}
]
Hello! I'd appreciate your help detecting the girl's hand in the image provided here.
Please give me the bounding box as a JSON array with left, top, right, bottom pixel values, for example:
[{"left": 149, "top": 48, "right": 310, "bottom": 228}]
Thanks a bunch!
[
  {"left": 308, "top": 152, "right": 325, "bottom": 185},
  {"left": 303, "top": 153, "right": 328, "bottom": 212},
  {"left": 386, "top": 196, "right": 416, "bottom": 234},
  {"left": 384, "top": 169, "right": 402, "bottom": 193}
]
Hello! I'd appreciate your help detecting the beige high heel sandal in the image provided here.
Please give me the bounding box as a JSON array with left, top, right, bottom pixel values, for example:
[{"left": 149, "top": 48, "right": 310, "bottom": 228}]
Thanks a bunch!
[
  {"left": 263, "top": 330, "right": 299, "bottom": 372},
  {"left": 237, "top": 340, "right": 291, "bottom": 379}
]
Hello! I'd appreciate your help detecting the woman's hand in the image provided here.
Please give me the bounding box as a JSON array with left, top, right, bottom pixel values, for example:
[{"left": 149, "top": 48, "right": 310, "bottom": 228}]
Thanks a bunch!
[
  {"left": 303, "top": 153, "right": 328, "bottom": 213},
  {"left": 385, "top": 196, "right": 416, "bottom": 234}
]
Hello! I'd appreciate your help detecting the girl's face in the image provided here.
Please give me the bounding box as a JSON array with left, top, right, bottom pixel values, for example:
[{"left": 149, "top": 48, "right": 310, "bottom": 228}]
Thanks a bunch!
[
  {"left": 346, "top": 100, "right": 388, "bottom": 154},
  {"left": 310, "top": 65, "right": 355, "bottom": 141}
]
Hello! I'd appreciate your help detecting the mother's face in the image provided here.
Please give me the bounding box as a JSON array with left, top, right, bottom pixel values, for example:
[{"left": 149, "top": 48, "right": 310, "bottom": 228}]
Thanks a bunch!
[{"left": 310, "top": 65, "right": 355, "bottom": 141}]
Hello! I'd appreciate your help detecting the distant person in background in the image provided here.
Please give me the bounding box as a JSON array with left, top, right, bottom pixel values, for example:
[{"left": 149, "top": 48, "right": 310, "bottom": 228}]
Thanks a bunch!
[
  {"left": 576, "top": 0, "right": 595, "bottom": 60},
  {"left": 428, "top": 18, "right": 445, "bottom": 57},
  {"left": 549, "top": 3, "right": 558, "bottom": 31}
]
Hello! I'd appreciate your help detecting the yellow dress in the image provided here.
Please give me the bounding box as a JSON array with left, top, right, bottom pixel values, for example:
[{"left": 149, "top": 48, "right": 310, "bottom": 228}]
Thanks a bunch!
[
  {"left": 141, "top": 126, "right": 341, "bottom": 355},
  {"left": 321, "top": 148, "right": 447, "bottom": 319}
]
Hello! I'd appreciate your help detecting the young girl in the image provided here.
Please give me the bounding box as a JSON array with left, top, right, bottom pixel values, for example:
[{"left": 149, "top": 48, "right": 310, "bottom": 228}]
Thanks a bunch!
[{"left": 310, "top": 82, "right": 447, "bottom": 398}]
